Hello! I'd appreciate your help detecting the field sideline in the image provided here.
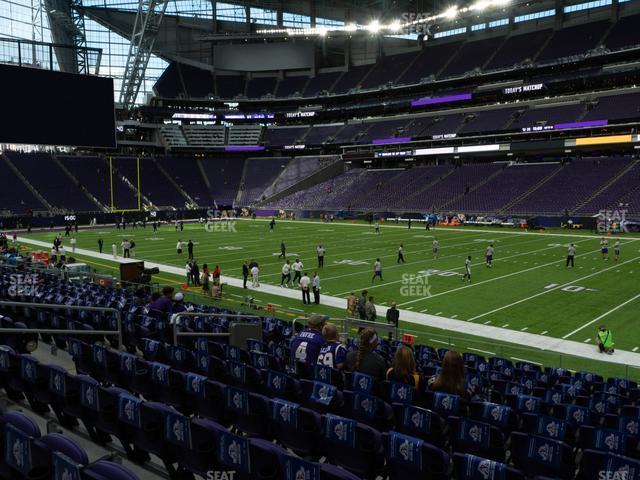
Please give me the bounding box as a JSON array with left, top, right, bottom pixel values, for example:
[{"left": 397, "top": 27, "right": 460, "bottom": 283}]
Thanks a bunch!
[{"left": 16, "top": 218, "right": 640, "bottom": 377}]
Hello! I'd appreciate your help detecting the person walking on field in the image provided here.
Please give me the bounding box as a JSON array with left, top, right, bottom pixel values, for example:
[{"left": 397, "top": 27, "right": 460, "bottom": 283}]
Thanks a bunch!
[
  {"left": 281, "top": 260, "right": 292, "bottom": 287},
  {"left": 300, "top": 272, "right": 311, "bottom": 304},
  {"left": 317, "top": 245, "right": 325, "bottom": 268},
  {"left": 242, "top": 260, "right": 249, "bottom": 289},
  {"left": 372, "top": 258, "right": 383, "bottom": 283},
  {"left": 292, "top": 258, "right": 303, "bottom": 284}
]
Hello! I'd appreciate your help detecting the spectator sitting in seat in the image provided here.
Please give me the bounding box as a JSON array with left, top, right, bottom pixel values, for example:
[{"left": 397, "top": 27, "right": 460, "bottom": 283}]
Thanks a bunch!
[
  {"left": 290, "top": 314, "right": 327, "bottom": 365},
  {"left": 345, "top": 327, "right": 387, "bottom": 380},
  {"left": 147, "top": 286, "right": 174, "bottom": 317},
  {"left": 386, "top": 345, "right": 422, "bottom": 389},
  {"left": 428, "top": 350, "right": 467, "bottom": 398},
  {"left": 317, "top": 323, "right": 347, "bottom": 370}
]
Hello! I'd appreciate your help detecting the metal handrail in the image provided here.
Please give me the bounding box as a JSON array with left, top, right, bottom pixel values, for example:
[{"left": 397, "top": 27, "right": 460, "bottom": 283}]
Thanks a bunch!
[
  {"left": 342, "top": 317, "right": 399, "bottom": 336},
  {"left": 171, "top": 311, "right": 261, "bottom": 345},
  {"left": 0, "top": 301, "right": 123, "bottom": 347}
]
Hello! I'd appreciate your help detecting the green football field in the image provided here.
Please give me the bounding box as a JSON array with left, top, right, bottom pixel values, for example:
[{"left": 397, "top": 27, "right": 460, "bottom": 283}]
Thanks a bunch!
[{"left": 18, "top": 218, "right": 640, "bottom": 379}]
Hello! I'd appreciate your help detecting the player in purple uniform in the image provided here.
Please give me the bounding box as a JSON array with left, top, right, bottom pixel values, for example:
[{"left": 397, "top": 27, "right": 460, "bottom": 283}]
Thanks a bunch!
[
  {"left": 290, "top": 314, "right": 327, "bottom": 365},
  {"left": 317, "top": 324, "right": 347, "bottom": 369}
]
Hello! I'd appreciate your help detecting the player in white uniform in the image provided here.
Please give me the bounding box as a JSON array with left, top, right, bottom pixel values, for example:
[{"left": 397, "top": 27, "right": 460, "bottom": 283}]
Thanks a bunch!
[
  {"left": 251, "top": 265, "right": 260, "bottom": 287},
  {"left": 372, "top": 258, "right": 383, "bottom": 283},
  {"left": 614, "top": 239, "right": 621, "bottom": 262},
  {"left": 374, "top": 222, "right": 380, "bottom": 235},
  {"left": 280, "top": 260, "right": 292, "bottom": 287},
  {"left": 432, "top": 239, "right": 439, "bottom": 259},
  {"left": 292, "top": 259, "right": 304, "bottom": 284},
  {"left": 600, "top": 238, "right": 609, "bottom": 260},
  {"left": 485, "top": 245, "right": 494, "bottom": 268},
  {"left": 462, "top": 256, "right": 472, "bottom": 283}
]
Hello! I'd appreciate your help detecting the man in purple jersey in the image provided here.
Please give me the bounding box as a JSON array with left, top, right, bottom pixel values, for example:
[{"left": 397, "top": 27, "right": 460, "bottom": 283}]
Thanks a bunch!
[
  {"left": 290, "top": 314, "right": 327, "bottom": 365},
  {"left": 317, "top": 324, "right": 347, "bottom": 369}
]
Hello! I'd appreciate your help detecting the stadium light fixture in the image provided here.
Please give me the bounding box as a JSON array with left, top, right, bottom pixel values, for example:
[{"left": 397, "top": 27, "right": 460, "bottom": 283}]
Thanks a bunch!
[
  {"left": 441, "top": 6, "right": 459, "bottom": 19},
  {"left": 366, "top": 20, "right": 381, "bottom": 33},
  {"left": 254, "top": 0, "right": 509, "bottom": 39}
]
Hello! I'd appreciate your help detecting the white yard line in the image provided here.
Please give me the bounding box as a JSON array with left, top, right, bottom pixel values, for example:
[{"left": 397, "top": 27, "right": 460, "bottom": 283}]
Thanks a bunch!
[
  {"left": 430, "top": 339, "right": 454, "bottom": 346},
  {"left": 17, "top": 235, "right": 640, "bottom": 368},
  {"left": 561, "top": 291, "right": 640, "bottom": 339},
  {"left": 468, "top": 347, "right": 497, "bottom": 356}
]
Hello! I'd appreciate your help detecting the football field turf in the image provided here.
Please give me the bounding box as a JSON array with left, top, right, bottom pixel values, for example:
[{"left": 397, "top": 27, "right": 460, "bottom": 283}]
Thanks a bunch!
[{"left": 20, "top": 218, "right": 640, "bottom": 378}]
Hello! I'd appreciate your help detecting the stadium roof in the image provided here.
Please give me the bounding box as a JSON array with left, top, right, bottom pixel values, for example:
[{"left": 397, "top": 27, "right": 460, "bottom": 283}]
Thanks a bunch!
[{"left": 81, "top": 0, "right": 547, "bottom": 71}]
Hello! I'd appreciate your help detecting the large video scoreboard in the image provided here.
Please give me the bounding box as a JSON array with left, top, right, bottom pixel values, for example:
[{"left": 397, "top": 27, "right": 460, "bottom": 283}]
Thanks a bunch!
[{"left": 0, "top": 63, "right": 116, "bottom": 148}]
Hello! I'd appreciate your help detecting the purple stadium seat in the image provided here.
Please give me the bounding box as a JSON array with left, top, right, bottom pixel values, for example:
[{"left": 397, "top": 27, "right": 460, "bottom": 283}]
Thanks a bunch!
[
  {"left": 383, "top": 431, "right": 451, "bottom": 480},
  {"left": 453, "top": 453, "right": 525, "bottom": 480},
  {"left": 269, "top": 398, "right": 323, "bottom": 457},
  {"left": 322, "top": 414, "right": 384, "bottom": 479},
  {"left": 449, "top": 416, "right": 508, "bottom": 462},
  {"left": 510, "top": 432, "right": 575, "bottom": 478}
]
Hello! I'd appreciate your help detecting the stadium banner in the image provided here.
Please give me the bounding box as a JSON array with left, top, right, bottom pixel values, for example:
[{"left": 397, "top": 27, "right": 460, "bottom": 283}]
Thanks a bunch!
[{"left": 574, "top": 134, "right": 633, "bottom": 146}]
